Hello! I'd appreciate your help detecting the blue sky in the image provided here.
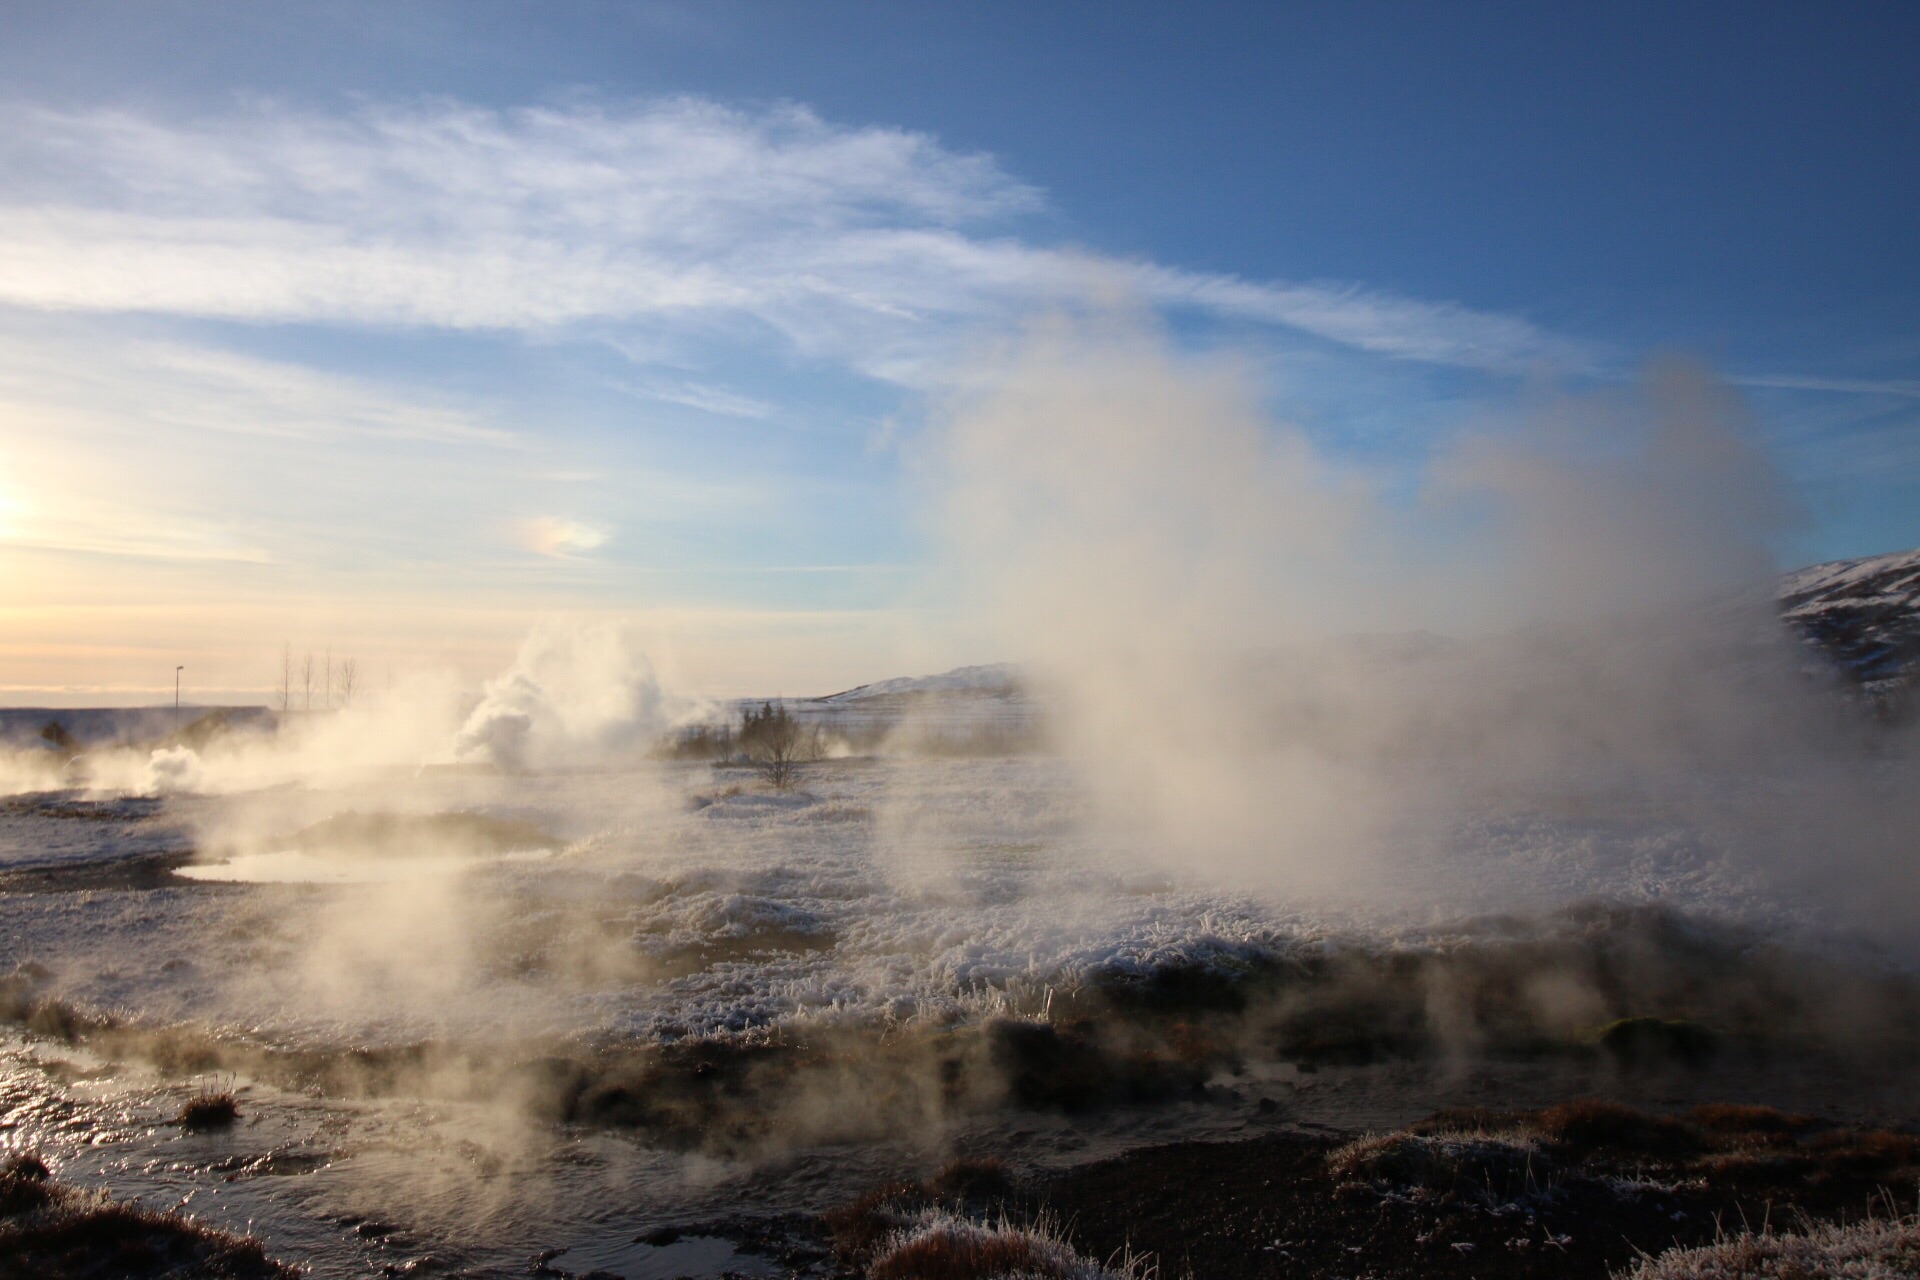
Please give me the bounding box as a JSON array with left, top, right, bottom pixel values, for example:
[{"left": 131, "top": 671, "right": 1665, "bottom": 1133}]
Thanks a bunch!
[{"left": 1, "top": 2, "right": 1916, "bottom": 701}]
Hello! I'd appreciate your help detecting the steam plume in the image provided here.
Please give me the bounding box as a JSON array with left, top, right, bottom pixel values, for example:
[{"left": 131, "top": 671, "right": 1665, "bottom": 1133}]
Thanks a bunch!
[
  {"left": 924, "top": 306, "right": 1886, "bottom": 917},
  {"left": 452, "top": 621, "right": 690, "bottom": 772}
]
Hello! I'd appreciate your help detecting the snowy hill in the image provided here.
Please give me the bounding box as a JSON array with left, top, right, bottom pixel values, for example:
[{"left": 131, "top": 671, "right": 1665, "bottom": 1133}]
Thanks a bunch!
[
  {"left": 787, "top": 547, "right": 1920, "bottom": 722},
  {"left": 818, "top": 663, "right": 1022, "bottom": 703},
  {"left": 1779, "top": 546, "right": 1920, "bottom": 700}
]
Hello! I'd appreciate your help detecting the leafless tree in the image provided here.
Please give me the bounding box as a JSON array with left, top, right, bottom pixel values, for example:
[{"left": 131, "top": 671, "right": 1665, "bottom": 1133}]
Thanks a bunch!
[
  {"left": 740, "top": 701, "right": 802, "bottom": 789},
  {"left": 325, "top": 648, "right": 333, "bottom": 710},
  {"left": 337, "top": 658, "right": 357, "bottom": 708},
  {"left": 300, "top": 652, "right": 315, "bottom": 713},
  {"left": 276, "top": 643, "right": 293, "bottom": 714}
]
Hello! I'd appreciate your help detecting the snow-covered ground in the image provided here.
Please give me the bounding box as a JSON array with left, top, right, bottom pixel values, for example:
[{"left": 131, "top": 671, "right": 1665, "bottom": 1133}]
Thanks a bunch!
[
  {"left": 1778, "top": 546, "right": 1920, "bottom": 698},
  {"left": 4, "top": 754, "right": 1901, "bottom": 1053}
]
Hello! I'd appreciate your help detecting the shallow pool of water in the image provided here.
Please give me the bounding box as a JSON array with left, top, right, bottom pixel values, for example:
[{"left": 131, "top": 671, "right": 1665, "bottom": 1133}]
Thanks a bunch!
[{"left": 175, "top": 846, "right": 557, "bottom": 884}]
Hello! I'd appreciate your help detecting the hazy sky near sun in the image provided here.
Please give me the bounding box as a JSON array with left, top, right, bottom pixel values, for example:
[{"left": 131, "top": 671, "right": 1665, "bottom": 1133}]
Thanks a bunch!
[{"left": 1, "top": 2, "right": 1917, "bottom": 703}]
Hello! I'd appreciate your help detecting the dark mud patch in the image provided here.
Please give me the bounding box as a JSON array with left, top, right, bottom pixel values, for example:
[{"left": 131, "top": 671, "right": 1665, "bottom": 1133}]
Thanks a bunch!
[
  {"left": 0, "top": 850, "right": 199, "bottom": 894},
  {"left": 0, "top": 975, "right": 1208, "bottom": 1156},
  {"left": 0, "top": 1151, "right": 297, "bottom": 1278},
  {"left": 814, "top": 1102, "right": 1920, "bottom": 1280},
  {"left": 0, "top": 794, "right": 164, "bottom": 822},
  {"left": 1078, "top": 901, "right": 1920, "bottom": 1071},
  {"left": 6, "top": 901, "right": 1919, "bottom": 1162},
  {"left": 525, "top": 1231, "right": 790, "bottom": 1279},
  {"left": 521, "top": 1014, "right": 1224, "bottom": 1151}
]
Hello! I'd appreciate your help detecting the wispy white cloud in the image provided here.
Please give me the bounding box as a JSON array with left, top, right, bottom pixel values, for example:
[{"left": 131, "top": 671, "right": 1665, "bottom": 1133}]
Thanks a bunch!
[
  {"left": 0, "top": 326, "right": 515, "bottom": 447},
  {"left": 139, "top": 344, "right": 520, "bottom": 446},
  {"left": 1730, "top": 373, "right": 1920, "bottom": 400},
  {"left": 0, "top": 97, "right": 1594, "bottom": 378},
  {"left": 1129, "top": 264, "right": 1600, "bottom": 372},
  {"left": 623, "top": 377, "right": 777, "bottom": 420}
]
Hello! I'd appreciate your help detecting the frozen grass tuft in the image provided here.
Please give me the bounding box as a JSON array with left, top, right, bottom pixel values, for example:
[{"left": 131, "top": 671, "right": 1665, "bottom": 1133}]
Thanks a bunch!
[
  {"left": 177, "top": 1088, "right": 239, "bottom": 1131},
  {"left": 870, "top": 1209, "right": 1152, "bottom": 1280},
  {"left": 1327, "top": 1128, "right": 1549, "bottom": 1201},
  {"left": 1620, "top": 1213, "right": 1920, "bottom": 1279}
]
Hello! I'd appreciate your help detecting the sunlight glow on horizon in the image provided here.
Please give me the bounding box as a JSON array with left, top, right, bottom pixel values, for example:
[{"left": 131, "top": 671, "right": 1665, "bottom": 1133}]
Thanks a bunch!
[{"left": 1, "top": 8, "right": 1915, "bottom": 704}]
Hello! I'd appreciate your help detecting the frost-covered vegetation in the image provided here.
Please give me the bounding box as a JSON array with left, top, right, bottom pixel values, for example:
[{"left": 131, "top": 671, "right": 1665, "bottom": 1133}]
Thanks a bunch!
[
  {"left": 869, "top": 1210, "right": 1151, "bottom": 1280},
  {"left": 1622, "top": 1215, "right": 1920, "bottom": 1280},
  {"left": 0, "top": 1152, "right": 294, "bottom": 1278}
]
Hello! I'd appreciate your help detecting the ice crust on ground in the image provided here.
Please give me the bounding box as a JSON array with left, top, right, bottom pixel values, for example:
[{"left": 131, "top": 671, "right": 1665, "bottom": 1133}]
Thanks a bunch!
[{"left": 0, "top": 753, "right": 1887, "bottom": 1052}]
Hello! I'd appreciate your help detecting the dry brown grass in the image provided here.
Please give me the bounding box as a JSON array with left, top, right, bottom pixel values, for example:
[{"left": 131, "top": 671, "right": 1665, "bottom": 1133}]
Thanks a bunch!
[
  {"left": 1535, "top": 1099, "right": 1699, "bottom": 1157},
  {"left": 1687, "top": 1103, "right": 1813, "bottom": 1136},
  {"left": 0, "top": 1152, "right": 294, "bottom": 1279},
  {"left": 825, "top": 1180, "right": 931, "bottom": 1262},
  {"left": 871, "top": 1227, "right": 1063, "bottom": 1280},
  {"left": 178, "top": 1089, "right": 240, "bottom": 1131},
  {"left": 828, "top": 1159, "right": 1025, "bottom": 1265},
  {"left": 1804, "top": 1128, "right": 1920, "bottom": 1175},
  {"left": 1326, "top": 1128, "right": 1549, "bottom": 1204},
  {"left": 1620, "top": 1212, "right": 1920, "bottom": 1279},
  {"left": 0, "top": 1153, "right": 55, "bottom": 1218},
  {"left": 868, "top": 1211, "right": 1149, "bottom": 1280}
]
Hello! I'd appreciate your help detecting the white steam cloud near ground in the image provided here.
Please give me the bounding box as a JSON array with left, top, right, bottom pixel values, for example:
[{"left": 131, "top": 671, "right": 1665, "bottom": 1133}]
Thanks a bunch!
[
  {"left": 451, "top": 621, "right": 698, "bottom": 772},
  {"left": 5, "top": 307, "right": 1920, "bottom": 1276},
  {"left": 921, "top": 306, "right": 1914, "bottom": 922},
  {"left": 4, "top": 304, "right": 1912, "bottom": 936},
  {"left": 2, "top": 299, "right": 1911, "bottom": 953}
]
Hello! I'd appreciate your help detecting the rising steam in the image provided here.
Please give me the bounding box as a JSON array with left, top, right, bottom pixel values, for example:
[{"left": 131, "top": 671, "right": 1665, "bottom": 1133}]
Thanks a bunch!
[
  {"left": 924, "top": 306, "right": 1902, "bottom": 918},
  {"left": 451, "top": 620, "right": 694, "bottom": 772}
]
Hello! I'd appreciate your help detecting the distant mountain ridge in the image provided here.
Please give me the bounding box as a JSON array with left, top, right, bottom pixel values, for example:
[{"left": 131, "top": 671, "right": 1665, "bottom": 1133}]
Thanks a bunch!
[
  {"left": 1778, "top": 546, "right": 1920, "bottom": 700},
  {"left": 809, "top": 547, "right": 1920, "bottom": 708},
  {"left": 818, "top": 663, "right": 1022, "bottom": 703},
  {"left": 4, "top": 550, "right": 1913, "bottom": 739}
]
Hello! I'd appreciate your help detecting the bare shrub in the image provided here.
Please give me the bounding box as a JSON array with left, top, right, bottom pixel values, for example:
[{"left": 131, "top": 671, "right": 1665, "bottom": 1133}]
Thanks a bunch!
[
  {"left": 657, "top": 722, "right": 734, "bottom": 760},
  {"left": 739, "top": 701, "right": 802, "bottom": 788}
]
